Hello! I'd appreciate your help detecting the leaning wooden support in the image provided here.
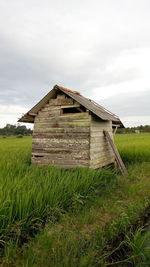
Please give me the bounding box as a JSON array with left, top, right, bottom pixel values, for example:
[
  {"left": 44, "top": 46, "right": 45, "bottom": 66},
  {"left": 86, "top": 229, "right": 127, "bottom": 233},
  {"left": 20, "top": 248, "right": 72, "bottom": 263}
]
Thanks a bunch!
[
  {"left": 103, "top": 130, "right": 127, "bottom": 174},
  {"left": 113, "top": 126, "right": 118, "bottom": 135}
]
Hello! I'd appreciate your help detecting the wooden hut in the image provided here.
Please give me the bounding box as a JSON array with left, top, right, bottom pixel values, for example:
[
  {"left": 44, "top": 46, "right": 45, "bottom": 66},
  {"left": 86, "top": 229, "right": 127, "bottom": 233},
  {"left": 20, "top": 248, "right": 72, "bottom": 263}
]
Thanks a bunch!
[{"left": 19, "top": 85, "right": 124, "bottom": 169}]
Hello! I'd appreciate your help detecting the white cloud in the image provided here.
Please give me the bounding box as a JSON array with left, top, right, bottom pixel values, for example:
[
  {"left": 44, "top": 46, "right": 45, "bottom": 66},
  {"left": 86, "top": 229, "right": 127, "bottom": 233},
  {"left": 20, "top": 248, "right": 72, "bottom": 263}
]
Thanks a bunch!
[
  {"left": 122, "top": 116, "right": 150, "bottom": 127},
  {"left": 99, "top": 89, "right": 150, "bottom": 127},
  {"left": 0, "top": 0, "right": 150, "bottom": 127},
  {"left": 0, "top": 105, "right": 27, "bottom": 127}
]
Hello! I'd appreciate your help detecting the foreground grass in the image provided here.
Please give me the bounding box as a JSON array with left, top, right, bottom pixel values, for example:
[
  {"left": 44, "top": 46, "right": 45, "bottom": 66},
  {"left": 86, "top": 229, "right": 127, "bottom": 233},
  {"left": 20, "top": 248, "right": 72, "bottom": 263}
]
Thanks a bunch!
[
  {"left": 0, "top": 137, "right": 117, "bottom": 248},
  {"left": 3, "top": 162, "right": 150, "bottom": 266},
  {"left": 0, "top": 134, "right": 150, "bottom": 266}
]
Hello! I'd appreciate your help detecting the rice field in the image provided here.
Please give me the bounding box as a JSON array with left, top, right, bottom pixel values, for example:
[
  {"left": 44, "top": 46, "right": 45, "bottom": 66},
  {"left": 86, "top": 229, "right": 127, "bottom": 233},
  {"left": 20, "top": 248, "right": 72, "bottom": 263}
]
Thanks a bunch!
[
  {"left": 0, "top": 136, "right": 117, "bottom": 247},
  {"left": 115, "top": 133, "right": 150, "bottom": 163},
  {"left": 0, "top": 133, "right": 150, "bottom": 265}
]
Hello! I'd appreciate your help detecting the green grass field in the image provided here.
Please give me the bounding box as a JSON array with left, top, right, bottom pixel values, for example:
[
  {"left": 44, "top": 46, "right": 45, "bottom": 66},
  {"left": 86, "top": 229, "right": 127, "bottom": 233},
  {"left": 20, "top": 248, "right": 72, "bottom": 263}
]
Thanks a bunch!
[{"left": 0, "top": 134, "right": 150, "bottom": 266}]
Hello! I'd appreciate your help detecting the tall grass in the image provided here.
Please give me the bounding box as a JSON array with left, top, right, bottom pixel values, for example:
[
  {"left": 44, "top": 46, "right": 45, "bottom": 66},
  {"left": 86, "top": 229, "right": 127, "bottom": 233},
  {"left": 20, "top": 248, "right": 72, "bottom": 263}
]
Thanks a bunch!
[
  {"left": 0, "top": 137, "right": 116, "bottom": 244},
  {"left": 124, "top": 227, "right": 150, "bottom": 266}
]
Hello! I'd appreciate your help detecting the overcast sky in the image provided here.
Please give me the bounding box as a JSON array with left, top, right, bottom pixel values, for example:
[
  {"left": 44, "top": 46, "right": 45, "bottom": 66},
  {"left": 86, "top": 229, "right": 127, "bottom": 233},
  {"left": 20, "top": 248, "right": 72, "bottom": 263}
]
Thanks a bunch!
[{"left": 0, "top": 0, "right": 150, "bottom": 127}]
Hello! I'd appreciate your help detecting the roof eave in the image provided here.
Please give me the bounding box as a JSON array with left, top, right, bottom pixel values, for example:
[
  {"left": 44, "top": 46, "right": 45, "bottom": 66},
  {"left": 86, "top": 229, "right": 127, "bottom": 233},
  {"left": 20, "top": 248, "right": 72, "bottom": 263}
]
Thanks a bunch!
[{"left": 18, "top": 113, "right": 35, "bottom": 123}]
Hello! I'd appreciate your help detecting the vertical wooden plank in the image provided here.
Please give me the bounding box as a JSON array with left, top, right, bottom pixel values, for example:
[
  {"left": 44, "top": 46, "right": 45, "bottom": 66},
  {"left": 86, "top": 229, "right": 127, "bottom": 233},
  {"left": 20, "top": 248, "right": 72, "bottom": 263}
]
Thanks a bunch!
[{"left": 103, "top": 130, "right": 127, "bottom": 174}]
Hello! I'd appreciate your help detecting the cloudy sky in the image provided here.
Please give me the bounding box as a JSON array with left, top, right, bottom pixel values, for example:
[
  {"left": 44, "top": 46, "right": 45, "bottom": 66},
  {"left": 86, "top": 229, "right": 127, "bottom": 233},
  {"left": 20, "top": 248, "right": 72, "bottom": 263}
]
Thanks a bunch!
[{"left": 0, "top": 0, "right": 150, "bottom": 127}]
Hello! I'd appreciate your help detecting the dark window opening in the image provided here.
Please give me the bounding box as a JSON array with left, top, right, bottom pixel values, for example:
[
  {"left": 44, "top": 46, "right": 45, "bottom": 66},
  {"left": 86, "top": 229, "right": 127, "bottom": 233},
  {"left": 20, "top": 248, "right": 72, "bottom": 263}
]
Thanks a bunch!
[
  {"left": 62, "top": 105, "right": 86, "bottom": 114},
  {"left": 62, "top": 107, "right": 81, "bottom": 114},
  {"left": 33, "top": 155, "right": 44, "bottom": 158}
]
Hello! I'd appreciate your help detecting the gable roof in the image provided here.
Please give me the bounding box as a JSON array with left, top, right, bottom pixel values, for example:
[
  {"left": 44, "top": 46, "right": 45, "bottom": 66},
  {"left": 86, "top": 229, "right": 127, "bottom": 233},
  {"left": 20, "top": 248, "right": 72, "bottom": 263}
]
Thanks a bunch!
[{"left": 18, "top": 85, "right": 124, "bottom": 127}]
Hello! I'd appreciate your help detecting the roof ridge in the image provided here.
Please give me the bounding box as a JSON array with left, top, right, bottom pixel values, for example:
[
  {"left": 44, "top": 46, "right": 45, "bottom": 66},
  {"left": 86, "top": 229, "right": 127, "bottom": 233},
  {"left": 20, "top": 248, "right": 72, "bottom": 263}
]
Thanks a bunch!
[{"left": 54, "top": 85, "right": 81, "bottom": 96}]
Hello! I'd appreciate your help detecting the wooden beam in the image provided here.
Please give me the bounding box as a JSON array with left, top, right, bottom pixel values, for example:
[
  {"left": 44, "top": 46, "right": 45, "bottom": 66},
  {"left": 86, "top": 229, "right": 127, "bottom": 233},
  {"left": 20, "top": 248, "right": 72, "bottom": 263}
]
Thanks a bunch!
[
  {"left": 29, "top": 112, "right": 37, "bottom": 116},
  {"left": 60, "top": 104, "right": 80, "bottom": 108},
  {"left": 113, "top": 126, "right": 118, "bottom": 135},
  {"left": 103, "top": 130, "right": 127, "bottom": 174}
]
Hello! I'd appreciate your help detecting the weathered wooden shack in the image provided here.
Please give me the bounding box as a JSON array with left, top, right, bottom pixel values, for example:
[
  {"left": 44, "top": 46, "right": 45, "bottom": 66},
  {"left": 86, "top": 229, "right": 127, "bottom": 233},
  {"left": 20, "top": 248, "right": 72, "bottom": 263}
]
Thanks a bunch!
[{"left": 19, "top": 85, "right": 124, "bottom": 169}]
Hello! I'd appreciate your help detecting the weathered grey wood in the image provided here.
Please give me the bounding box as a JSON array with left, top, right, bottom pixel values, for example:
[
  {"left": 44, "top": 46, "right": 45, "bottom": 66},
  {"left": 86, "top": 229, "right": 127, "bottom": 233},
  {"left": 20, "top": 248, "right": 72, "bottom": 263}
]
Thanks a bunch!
[
  {"left": 90, "top": 131, "right": 105, "bottom": 137},
  {"left": 40, "top": 106, "right": 61, "bottom": 112},
  {"left": 32, "top": 148, "right": 89, "bottom": 155},
  {"left": 34, "top": 121, "right": 90, "bottom": 129},
  {"left": 60, "top": 104, "right": 81, "bottom": 108},
  {"left": 33, "top": 138, "right": 89, "bottom": 145},
  {"left": 33, "top": 127, "right": 90, "bottom": 133},
  {"left": 35, "top": 113, "right": 89, "bottom": 121},
  {"left": 90, "top": 127, "right": 112, "bottom": 133},
  {"left": 49, "top": 98, "right": 74, "bottom": 105},
  {"left": 27, "top": 89, "right": 121, "bottom": 168},
  {"left": 31, "top": 92, "right": 91, "bottom": 167},
  {"left": 90, "top": 160, "right": 114, "bottom": 169},
  {"left": 113, "top": 126, "right": 118, "bottom": 135},
  {"left": 56, "top": 93, "right": 66, "bottom": 99},
  {"left": 32, "top": 141, "right": 89, "bottom": 150},
  {"left": 33, "top": 132, "right": 90, "bottom": 139},
  {"left": 32, "top": 157, "right": 89, "bottom": 167},
  {"left": 89, "top": 119, "right": 115, "bottom": 168},
  {"left": 32, "top": 152, "right": 89, "bottom": 160}
]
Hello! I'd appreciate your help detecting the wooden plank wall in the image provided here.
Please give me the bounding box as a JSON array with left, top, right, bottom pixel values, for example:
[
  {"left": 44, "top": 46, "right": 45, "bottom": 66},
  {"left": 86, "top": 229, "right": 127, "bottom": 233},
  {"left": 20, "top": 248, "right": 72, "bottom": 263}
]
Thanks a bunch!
[
  {"left": 32, "top": 94, "right": 90, "bottom": 168},
  {"left": 90, "top": 115, "right": 115, "bottom": 169}
]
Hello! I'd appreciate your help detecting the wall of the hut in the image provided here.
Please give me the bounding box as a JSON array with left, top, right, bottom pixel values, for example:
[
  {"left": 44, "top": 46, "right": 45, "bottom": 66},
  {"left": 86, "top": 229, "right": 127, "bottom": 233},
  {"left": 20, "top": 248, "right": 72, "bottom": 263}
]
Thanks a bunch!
[
  {"left": 32, "top": 93, "right": 90, "bottom": 168},
  {"left": 90, "top": 115, "right": 115, "bottom": 169}
]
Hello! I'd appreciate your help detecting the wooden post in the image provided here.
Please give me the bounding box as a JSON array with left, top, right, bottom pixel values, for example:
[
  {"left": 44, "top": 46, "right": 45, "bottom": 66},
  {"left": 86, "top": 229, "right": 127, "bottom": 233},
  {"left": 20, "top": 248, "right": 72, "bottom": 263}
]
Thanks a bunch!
[
  {"left": 113, "top": 126, "right": 118, "bottom": 135},
  {"left": 103, "top": 130, "right": 127, "bottom": 174}
]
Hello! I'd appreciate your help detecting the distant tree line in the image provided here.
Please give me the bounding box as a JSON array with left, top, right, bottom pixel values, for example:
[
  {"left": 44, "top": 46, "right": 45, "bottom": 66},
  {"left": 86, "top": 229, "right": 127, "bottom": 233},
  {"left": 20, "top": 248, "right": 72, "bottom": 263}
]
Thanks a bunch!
[
  {"left": 0, "top": 124, "right": 32, "bottom": 136},
  {"left": 117, "top": 125, "right": 150, "bottom": 134}
]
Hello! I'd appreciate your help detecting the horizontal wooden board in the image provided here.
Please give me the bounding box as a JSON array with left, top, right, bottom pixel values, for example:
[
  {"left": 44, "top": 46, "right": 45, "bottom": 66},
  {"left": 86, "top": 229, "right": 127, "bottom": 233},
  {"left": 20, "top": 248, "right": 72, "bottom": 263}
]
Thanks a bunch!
[
  {"left": 32, "top": 147, "right": 89, "bottom": 155},
  {"left": 35, "top": 118, "right": 90, "bottom": 125},
  {"left": 33, "top": 127, "right": 90, "bottom": 133},
  {"left": 35, "top": 114, "right": 89, "bottom": 123},
  {"left": 34, "top": 121, "right": 90, "bottom": 129},
  {"left": 60, "top": 104, "right": 81, "bottom": 108},
  {"left": 32, "top": 157, "right": 89, "bottom": 167},
  {"left": 90, "top": 131, "right": 105, "bottom": 137},
  {"left": 90, "top": 127, "right": 112, "bottom": 133},
  {"left": 49, "top": 98, "right": 74, "bottom": 105},
  {"left": 33, "top": 132, "right": 90, "bottom": 139},
  {"left": 37, "top": 110, "right": 61, "bottom": 117},
  {"left": 32, "top": 142, "right": 89, "bottom": 150},
  {"left": 60, "top": 112, "right": 89, "bottom": 119},
  {"left": 33, "top": 137, "right": 89, "bottom": 144},
  {"left": 41, "top": 105, "right": 61, "bottom": 111},
  {"left": 32, "top": 152, "right": 89, "bottom": 160}
]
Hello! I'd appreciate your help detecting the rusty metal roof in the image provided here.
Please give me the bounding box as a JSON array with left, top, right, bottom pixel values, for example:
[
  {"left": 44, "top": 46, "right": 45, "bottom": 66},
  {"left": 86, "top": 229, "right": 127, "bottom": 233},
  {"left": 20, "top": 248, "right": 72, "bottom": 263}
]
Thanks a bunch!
[{"left": 18, "top": 84, "right": 124, "bottom": 127}]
